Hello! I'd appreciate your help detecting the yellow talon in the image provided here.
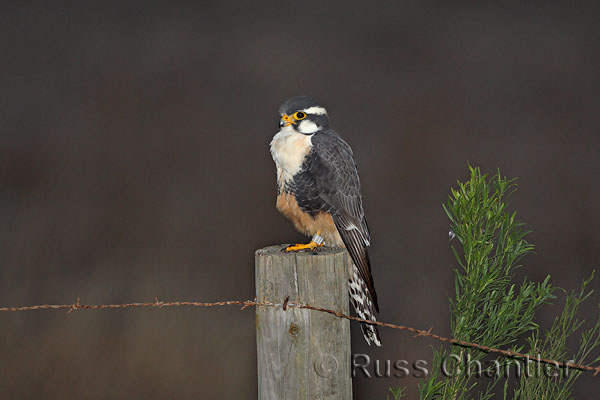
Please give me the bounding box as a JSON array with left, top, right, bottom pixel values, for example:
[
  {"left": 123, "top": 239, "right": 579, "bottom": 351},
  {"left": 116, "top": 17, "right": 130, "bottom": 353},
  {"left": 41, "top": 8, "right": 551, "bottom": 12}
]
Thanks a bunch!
[{"left": 285, "top": 241, "right": 322, "bottom": 252}]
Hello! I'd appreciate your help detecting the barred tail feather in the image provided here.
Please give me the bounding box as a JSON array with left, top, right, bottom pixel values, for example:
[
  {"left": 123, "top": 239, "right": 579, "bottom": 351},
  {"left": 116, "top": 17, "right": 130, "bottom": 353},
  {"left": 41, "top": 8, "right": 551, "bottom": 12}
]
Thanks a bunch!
[
  {"left": 360, "top": 320, "right": 382, "bottom": 347},
  {"left": 348, "top": 264, "right": 382, "bottom": 346}
]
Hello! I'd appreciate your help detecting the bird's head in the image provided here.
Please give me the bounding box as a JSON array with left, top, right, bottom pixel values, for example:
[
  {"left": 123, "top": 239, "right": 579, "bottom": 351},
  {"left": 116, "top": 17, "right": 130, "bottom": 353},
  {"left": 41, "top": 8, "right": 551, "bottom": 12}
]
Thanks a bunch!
[{"left": 278, "top": 96, "right": 330, "bottom": 134}]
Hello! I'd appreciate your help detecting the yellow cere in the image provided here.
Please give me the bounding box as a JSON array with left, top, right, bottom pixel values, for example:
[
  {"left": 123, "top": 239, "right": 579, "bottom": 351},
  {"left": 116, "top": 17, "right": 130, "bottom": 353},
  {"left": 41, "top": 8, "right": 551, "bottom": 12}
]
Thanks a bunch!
[{"left": 282, "top": 114, "right": 295, "bottom": 126}]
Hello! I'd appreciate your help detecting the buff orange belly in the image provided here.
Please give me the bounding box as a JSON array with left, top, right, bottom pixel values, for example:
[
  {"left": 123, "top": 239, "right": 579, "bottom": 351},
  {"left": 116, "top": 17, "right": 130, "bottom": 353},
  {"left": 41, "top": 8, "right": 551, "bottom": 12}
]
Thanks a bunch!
[{"left": 276, "top": 192, "right": 343, "bottom": 247}]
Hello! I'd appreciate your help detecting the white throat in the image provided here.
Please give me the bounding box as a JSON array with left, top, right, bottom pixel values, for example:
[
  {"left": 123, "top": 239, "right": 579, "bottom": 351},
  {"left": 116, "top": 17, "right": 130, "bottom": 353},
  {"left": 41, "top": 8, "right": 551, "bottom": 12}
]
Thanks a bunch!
[{"left": 270, "top": 125, "right": 314, "bottom": 183}]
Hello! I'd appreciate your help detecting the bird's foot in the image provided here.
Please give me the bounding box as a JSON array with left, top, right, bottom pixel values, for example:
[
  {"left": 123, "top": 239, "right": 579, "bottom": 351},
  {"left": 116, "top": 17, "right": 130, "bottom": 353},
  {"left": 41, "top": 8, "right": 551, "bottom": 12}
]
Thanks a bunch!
[
  {"left": 285, "top": 241, "right": 322, "bottom": 252},
  {"left": 284, "top": 232, "right": 325, "bottom": 252}
]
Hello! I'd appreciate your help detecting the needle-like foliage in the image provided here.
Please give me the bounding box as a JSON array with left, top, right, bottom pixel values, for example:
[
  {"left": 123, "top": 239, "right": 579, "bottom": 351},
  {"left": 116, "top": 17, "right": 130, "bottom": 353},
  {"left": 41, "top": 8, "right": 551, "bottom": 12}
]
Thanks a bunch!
[
  {"left": 511, "top": 273, "right": 600, "bottom": 400},
  {"left": 415, "top": 166, "right": 599, "bottom": 399}
]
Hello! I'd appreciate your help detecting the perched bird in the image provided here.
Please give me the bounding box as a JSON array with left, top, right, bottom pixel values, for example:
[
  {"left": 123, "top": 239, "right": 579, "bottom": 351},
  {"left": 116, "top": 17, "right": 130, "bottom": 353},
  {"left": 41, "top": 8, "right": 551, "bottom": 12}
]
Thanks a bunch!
[{"left": 270, "top": 96, "right": 381, "bottom": 346}]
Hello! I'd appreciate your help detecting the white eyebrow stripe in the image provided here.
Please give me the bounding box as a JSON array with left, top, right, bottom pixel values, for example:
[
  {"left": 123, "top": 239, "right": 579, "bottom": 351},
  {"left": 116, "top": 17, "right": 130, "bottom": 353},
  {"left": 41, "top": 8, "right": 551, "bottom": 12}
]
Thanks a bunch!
[{"left": 302, "top": 106, "right": 327, "bottom": 115}]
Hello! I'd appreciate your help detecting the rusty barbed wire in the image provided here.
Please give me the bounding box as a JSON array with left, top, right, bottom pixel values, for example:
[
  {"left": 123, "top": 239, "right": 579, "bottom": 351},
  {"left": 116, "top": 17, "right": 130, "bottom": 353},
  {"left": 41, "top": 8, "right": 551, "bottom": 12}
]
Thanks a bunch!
[{"left": 1, "top": 297, "right": 599, "bottom": 375}]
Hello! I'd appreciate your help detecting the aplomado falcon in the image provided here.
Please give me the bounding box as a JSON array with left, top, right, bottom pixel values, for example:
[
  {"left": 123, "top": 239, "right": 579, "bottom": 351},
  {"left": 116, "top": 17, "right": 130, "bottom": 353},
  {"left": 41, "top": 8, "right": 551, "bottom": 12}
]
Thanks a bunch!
[{"left": 270, "top": 96, "right": 381, "bottom": 346}]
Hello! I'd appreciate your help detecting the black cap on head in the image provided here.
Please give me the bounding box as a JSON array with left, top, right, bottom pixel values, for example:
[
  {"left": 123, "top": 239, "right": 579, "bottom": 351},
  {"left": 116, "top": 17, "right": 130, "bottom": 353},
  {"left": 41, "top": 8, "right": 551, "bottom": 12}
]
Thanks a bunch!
[{"left": 279, "top": 96, "right": 322, "bottom": 115}]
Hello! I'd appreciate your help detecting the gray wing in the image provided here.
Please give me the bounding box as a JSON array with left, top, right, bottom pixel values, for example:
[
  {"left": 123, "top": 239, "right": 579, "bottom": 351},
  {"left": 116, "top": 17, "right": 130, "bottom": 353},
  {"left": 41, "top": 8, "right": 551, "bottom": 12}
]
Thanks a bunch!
[{"left": 311, "top": 132, "right": 378, "bottom": 311}]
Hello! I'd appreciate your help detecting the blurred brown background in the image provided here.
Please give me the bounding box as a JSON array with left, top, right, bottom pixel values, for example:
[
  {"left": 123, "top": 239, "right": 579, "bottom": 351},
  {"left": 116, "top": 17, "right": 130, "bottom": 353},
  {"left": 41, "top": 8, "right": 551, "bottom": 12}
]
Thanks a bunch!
[{"left": 1, "top": 2, "right": 599, "bottom": 398}]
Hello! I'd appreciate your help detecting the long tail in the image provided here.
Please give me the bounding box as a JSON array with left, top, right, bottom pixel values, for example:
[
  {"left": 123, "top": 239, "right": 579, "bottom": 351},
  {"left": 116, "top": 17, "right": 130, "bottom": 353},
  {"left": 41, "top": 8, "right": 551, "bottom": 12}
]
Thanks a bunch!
[{"left": 348, "top": 263, "right": 382, "bottom": 346}]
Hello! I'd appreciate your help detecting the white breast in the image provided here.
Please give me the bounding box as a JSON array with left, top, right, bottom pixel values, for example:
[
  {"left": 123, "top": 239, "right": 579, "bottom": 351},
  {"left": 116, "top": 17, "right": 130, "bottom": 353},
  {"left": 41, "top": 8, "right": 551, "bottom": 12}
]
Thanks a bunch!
[{"left": 270, "top": 126, "right": 313, "bottom": 184}]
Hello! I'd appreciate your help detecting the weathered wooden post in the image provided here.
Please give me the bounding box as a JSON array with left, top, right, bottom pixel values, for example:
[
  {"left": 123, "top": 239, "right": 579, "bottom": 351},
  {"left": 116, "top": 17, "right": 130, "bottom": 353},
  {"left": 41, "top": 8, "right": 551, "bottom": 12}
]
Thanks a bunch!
[{"left": 255, "top": 245, "right": 352, "bottom": 400}]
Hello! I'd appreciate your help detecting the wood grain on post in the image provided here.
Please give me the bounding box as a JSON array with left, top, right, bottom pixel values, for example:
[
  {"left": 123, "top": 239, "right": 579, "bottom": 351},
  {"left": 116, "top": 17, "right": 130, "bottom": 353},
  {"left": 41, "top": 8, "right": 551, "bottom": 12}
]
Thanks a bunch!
[{"left": 255, "top": 245, "right": 352, "bottom": 400}]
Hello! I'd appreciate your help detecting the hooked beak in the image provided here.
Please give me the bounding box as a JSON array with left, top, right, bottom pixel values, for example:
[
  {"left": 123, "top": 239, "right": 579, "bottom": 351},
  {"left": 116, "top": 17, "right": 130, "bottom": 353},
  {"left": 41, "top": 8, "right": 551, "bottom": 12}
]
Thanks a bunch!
[{"left": 280, "top": 114, "right": 296, "bottom": 127}]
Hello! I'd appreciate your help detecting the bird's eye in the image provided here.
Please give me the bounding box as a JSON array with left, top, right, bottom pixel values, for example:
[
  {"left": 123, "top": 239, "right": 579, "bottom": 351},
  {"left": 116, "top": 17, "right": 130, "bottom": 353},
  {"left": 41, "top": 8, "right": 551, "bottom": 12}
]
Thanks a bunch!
[{"left": 294, "top": 111, "right": 306, "bottom": 120}]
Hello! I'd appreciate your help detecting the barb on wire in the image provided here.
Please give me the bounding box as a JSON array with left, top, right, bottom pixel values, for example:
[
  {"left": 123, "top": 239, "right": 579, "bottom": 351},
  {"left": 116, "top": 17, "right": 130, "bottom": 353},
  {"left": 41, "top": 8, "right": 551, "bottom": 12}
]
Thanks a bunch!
[{"left": 1, "top": 297, "right": 599, "bottom": 376}]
